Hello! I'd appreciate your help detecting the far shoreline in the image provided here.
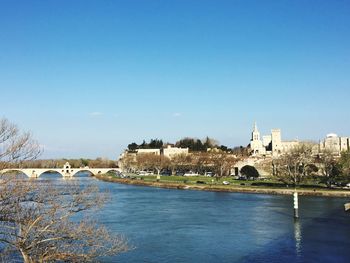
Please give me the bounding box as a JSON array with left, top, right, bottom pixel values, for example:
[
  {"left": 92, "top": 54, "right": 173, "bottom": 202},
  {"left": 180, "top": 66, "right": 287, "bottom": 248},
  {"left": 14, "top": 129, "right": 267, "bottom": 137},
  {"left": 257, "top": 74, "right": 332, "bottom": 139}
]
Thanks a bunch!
[{"left": 94, "top": 174, "right": 350, "bottom": 198}]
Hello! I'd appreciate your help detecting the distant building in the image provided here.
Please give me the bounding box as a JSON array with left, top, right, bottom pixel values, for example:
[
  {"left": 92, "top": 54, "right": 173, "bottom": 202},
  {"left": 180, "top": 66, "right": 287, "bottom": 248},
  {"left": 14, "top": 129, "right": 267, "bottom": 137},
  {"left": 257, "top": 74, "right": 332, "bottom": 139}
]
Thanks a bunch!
[
  {"left": 162, "top": 145, "right": 189, "bottom": 159},
  {"left": 250, "top": 123, "right": 266, "bottom": 155},
  {"left": 135, "top": 146, "right": 189, "bottom": 159},
  {"left": 136, "top": 149, "right": 160, "bottom": 155},
  {"left": 249, "top": 122, "right": 300, "bottom": 157},
  {"left": 319, "top": 133, "right": 350, "bottom": 155}
]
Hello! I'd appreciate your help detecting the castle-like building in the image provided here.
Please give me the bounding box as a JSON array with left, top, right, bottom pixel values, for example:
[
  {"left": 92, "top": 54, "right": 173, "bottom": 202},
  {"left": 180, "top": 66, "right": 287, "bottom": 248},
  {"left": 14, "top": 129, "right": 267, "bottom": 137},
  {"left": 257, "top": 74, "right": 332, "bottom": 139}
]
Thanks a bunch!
[
  {"left": 319, "top": 133, "right": 350, "bottom": 155},
  {"left": 249, "top": 122, "right": 299, "bottom": 157},
  {"left": 250, "top": 123, "right": 350, "bottom": 157}
]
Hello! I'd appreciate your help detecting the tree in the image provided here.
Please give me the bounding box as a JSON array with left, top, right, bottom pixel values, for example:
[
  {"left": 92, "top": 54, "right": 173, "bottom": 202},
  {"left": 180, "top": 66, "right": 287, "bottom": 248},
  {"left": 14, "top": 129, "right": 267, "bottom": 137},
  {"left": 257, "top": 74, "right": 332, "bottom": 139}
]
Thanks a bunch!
[
  {"left": 191, "top": 152, "right": 210, "bottom": 174},
  {"left": 240, "top": 165, "right": 260, "bottom": 180},
  {"left": 203, "top": 136, "right": 219, "bottom": 150},
  {"left": 219, "top": 145, "right": 229, "bottom": 152},
  {"left": 135, "top": 153, "right": 170, "bottom": 175},
  {"left": 148, "top": 139, "right": 163, "bottom": 149},
  {"left": 127, "top": 142, "right": 139, "bottom": 152},
  {"left": 135, "top": 153, "right": 152, "bottom": 171},
  {"left": 170, "top": 153, "right": 193, "bottom": 175},
  {"left": 0, "top": 118, "right": 41, "bottom": 170},
  {"left": 139, "top": 140, "right": 147, "bottom": 149},
  {"left": 120, "top": 154, "right": 138, "bottom": 172},
  {"left": 316, "top": 149, "right": 340, "bottom": 187},
  {"left": 88, "top": 157, "right": 117, "bottom": 168},
  {"left": 175, "top": 138, "right": 206, "bottom": 152},
  {"left": 272, "top": 144, "right": 315, "bottom": 186},
  {"left": 339, "top": 150, "right": 350, "bottom": 177},
  {"left": 151, "top": 155, "right": 170, "bottom": 175},
  {"left": 0, "top": 178, "right": 128, "bottom": 262},
  {"left": 232, "top": 146, "right": 249, "bottom": 157},
  {"left": 0, "top": 118, "right": 129, "bottom": 262},
  {"left": 209, "top": 153, "right": 237, "bottom": 179},
  {"left": 80, "top": 158, "right": 90, "bottom": 167}
]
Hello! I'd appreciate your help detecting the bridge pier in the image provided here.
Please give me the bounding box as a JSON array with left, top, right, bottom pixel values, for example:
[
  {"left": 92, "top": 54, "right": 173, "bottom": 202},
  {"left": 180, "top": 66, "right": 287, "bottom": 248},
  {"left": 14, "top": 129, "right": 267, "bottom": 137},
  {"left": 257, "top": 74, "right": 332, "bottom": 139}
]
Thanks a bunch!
[
  {"left": 29, "top": 172, "right": 38, "bottom": 178},
  {"left": 62, "top": 172, "right": 74, "bottom": 177},
  {"left": 21, "top": 170, "right": 39, "bottom": 178},
  {"left": 62, "top": 162, "right": 73, "bottom": 177}
]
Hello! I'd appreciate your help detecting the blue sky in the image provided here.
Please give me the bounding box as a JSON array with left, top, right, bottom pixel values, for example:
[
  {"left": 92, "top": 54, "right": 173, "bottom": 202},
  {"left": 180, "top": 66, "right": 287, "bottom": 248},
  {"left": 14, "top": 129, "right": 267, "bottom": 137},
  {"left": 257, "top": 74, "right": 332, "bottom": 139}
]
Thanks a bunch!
[{"left": 1, "top": 0, "right": 349, "bottom": 159}]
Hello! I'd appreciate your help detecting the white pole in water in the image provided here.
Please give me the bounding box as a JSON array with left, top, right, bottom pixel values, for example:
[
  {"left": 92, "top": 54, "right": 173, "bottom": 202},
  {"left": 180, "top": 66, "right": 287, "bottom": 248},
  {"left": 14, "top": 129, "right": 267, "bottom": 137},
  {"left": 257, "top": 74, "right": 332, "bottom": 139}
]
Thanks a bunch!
[{"left": 293, "top": 192, "right": 299, "bottom": 219}]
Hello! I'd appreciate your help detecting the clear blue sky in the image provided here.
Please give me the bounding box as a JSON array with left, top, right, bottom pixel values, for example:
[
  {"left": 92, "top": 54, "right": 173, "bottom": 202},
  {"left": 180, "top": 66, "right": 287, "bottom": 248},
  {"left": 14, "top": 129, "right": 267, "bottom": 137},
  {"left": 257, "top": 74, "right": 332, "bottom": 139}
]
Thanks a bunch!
[{"left": 1, "top": 0, "right": 349, "bottom": 159}]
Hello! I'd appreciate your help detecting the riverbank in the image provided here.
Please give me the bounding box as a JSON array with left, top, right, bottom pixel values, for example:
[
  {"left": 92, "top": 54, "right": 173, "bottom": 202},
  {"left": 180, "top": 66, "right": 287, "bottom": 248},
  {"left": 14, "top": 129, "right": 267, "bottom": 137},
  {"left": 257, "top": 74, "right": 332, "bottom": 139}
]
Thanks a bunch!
[{"left": 94, "top": 174, "right": 350, "bottom": 197}]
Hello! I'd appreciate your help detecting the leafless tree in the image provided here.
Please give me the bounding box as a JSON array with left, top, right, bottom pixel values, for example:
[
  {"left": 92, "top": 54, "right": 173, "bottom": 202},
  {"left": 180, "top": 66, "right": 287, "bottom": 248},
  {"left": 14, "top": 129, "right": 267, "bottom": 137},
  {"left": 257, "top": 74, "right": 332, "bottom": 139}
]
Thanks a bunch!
[
  {"left": 0, "top": 118, "right": 41, "bottom": 170},
  {"left": 272, "top": 143, "right": 316, "bottom": 186},
  {"left": 170, "top": 154, "right": 193, "bottom": 175},
  {"left": 89, "top": 157, "right": 117, "bottom": 168},
  {"left": 190, "top": 152, "right": 209, "bottom": 174},
  {"left": 135, "top": 153, "right": 170, "bottom": 174},
  {"left": 135, "top": 153, "right": 151, "bottom": 172},
  {"left": 119, "top": 153, "right": 138, "bottom": 173},
  {"left": 0, "top": 178, "right": 129, "bottom": 262},
  {"left": 150, "top": 155, "right": 170, "bottom": 175},
  {"left": 0, "top": 118, "right": 129, "bottom": 262},
  {"left": 208, "top": 153, "right": 238, "bottom": 179}
]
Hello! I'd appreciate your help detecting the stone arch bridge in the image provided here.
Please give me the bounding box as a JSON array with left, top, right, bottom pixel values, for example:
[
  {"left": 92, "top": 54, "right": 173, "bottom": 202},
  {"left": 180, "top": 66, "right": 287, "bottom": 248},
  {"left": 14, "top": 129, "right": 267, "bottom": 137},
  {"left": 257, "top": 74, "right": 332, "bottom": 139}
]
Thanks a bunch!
[
  {"left": 0, "top": 162, "right": 122, "bottom": 178},
  {"left": 233, "top": 158, "right": 269, "bottom": 177}
]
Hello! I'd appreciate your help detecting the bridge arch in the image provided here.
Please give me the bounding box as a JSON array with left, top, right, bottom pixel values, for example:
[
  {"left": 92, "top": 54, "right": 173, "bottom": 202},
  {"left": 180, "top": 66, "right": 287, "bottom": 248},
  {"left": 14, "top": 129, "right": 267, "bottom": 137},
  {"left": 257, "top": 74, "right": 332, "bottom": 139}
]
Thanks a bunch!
[
  {"left": 1, "top": 169, "right": 32, "bottom": 178},
  {"left": 104, "top": 168, "right": 122, "bottom": 175},
  {"left": 71, "top": 169, "right": 96, "bottom": 177},
  {"left": 1, "top": 165, "right": 123, "bottom": 179},
  {"left": 91, "top": 168, "right": 122, "bottom": 176},
  {"left": 37, "top": 169, "right": 64, "bottom": 178}
]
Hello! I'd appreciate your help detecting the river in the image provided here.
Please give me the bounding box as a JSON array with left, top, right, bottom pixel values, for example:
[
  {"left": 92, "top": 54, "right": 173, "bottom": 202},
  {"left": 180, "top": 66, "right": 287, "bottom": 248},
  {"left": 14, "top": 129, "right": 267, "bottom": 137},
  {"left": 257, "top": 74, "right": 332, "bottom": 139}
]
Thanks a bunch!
[{"left": 40, "top": 173, "right": 350, "bottom": 262}]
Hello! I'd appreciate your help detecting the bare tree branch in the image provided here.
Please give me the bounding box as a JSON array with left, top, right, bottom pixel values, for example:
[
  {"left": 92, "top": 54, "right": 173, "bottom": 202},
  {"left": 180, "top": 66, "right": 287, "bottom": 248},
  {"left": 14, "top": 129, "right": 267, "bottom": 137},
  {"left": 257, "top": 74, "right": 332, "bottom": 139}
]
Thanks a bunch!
[{"left": 0, "top": 118, "right": 129, "bottom": 262}]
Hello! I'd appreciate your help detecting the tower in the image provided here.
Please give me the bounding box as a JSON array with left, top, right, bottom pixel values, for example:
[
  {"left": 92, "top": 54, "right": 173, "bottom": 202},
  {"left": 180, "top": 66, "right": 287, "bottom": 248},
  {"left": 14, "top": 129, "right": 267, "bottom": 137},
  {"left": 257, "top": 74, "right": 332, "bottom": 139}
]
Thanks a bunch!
[
  {"left": 250, "top": 122, "right": 265, "bottom": 155},
  {"left": 271, "top": 129, "right": 282, "bottom": 156},
  {"left": 251, "top": 122, "right": 260, "bottom": 141}
]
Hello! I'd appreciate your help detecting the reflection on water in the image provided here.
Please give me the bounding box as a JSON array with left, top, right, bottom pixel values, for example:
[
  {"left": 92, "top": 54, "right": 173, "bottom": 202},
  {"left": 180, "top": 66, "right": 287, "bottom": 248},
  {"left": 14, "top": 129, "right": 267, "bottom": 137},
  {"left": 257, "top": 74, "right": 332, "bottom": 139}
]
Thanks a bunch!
[
  {"left": 39, "top": 171, "right": 92, "bottom": 179},
  {"left": 294, "top": 219, "right": 302, "bottom": 258}
]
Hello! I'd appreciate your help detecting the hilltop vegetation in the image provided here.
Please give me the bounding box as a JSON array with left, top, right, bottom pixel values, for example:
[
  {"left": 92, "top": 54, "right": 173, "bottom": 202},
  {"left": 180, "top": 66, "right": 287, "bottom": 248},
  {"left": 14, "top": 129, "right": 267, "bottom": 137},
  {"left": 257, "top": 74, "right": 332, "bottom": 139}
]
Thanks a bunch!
[{"left": 127, "top": 137, "right": 249, "bottom": 154}]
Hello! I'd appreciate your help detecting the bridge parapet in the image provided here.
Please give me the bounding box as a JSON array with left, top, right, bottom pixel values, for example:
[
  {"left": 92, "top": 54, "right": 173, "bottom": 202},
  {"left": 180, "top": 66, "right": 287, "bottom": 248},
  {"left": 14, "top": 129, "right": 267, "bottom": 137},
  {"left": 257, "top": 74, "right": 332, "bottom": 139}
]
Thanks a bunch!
[{"left": 0, "top": 163, "right": 122, "bottom": 178}]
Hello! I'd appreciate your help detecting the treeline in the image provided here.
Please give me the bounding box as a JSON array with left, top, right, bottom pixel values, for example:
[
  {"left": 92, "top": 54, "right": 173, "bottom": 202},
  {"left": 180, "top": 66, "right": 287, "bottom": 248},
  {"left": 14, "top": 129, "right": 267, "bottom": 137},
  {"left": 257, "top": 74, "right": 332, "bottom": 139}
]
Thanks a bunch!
[
  {"left": 120, "top": 151, "right": 239, "bottom": 177},
  {"left": 128, "top": 137, "right": 248, "bottom": 154},
  {"left": 10, "top": 158, "right": 118, "bottom": 169},
  {"left": 128, "top": 139, "right": 164, "bottom": 151},
  {"left": 175, "top": 137, "right": 219, "bottom": 151},
  {"left": 121, "top": 143, "right": 350, "bottom": 186}
]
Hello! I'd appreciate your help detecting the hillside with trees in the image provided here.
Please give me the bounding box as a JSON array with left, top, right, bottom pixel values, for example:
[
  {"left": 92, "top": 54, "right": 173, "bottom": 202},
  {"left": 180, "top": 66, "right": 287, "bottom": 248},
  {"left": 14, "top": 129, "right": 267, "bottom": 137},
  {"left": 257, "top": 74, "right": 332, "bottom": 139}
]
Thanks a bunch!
[{"left": 127, "top": 137, "right": 242, "bottom": 153}]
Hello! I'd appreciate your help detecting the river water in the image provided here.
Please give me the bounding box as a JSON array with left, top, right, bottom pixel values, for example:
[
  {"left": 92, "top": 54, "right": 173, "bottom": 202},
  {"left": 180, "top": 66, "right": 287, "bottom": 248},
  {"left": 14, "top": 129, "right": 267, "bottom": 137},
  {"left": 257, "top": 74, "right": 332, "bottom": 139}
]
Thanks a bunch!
[{"left": 41, "top": 174, "right": 350, "bottom": 263}]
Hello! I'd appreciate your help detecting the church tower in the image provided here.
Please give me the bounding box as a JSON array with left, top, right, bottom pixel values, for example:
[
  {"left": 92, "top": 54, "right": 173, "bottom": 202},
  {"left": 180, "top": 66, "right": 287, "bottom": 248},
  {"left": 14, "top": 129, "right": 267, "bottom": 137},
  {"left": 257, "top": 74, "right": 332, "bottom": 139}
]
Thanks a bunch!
[
  {"left": 250, "top": 122, "right": 265, "bottom": 155},
  {"left": 251, "top": 122, "right": 260, "bottom": 141}
]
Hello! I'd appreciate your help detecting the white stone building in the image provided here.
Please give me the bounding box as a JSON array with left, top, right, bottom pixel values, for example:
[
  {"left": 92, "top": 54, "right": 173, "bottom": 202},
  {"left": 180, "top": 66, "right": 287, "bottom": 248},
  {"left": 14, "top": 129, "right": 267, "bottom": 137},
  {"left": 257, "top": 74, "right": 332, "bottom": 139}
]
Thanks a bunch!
[
  {"left": 249, "top": 122, "right": 300, "bottom": 157},
  {"left": 319, "top": 133, "right": 350, "bottom": 155},
  {"left": 136, "top": 149, "right": 160, "bottom": 155},
  {"left": 250, "top": 123, "right": 266, "bottom": 155},
  {"left": 162, "top": 145, "right": 189, "bottom": 159},
  {"left": 134, "top": 146, "right": 189, "bottom": 159}
]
